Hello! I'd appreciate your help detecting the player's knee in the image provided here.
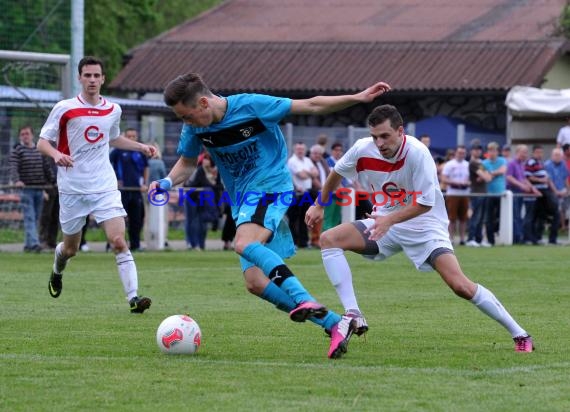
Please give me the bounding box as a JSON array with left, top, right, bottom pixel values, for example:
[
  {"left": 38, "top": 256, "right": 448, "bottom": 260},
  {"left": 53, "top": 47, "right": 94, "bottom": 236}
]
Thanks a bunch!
[
  {"left": 109, "top": 236, "right": 128, "bottom": 252},
  {"left": 233, "top": 238, "right": 249, "bottom": 255},
  {"left": 319, "top": 229, "right": 340, "bottom": 249}
]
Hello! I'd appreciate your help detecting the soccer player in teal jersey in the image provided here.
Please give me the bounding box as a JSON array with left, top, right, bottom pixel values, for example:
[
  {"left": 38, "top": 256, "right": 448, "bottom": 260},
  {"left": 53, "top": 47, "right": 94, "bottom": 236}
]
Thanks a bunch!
[{"left": 149, "top": 73, "right": 390, "bottom": 358}]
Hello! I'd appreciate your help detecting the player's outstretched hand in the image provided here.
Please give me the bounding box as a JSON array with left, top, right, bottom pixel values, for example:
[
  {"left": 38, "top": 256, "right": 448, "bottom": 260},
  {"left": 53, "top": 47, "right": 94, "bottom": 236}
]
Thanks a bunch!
[{"left": 357, "top": 82, "right": 392, "bottom": 103}]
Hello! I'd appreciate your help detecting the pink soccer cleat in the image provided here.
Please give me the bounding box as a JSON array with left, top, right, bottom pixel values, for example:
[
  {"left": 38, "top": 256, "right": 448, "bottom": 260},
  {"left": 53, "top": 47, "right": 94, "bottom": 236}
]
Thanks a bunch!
[
  {"left": 328, "top": 315, "right": 356, "bottom": 359},
  {"left": 513, "top": 335, "right": 534, "bottom": 352},
  {"left": 289, "top": 301, "right": 328, "bottom": 322}
]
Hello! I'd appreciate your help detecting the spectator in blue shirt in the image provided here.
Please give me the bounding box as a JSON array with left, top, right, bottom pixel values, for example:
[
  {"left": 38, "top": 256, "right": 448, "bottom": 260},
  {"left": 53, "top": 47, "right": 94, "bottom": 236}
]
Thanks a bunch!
[
  {"left": 482, "top": 142, "right": 507, "bottom": 246},
  {"left": 544, "top": 147, "right": 568, "bottom": 238},
  {"left": 110, "top": 128, "right": 149, "bottom": 251}
]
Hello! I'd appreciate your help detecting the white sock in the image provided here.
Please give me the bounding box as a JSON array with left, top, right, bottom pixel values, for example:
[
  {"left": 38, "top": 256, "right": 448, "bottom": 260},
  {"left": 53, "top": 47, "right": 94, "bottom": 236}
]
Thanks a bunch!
[
  {"left": 53, "top": 242, "right": 68, "bottom": 274},
  {"left": 322, "top": 248, "right": 360, "bottom": 312},
  {"left": 470, "top": 284, "right": 527, "bottom": 338},
  {"left": 115, "top": 251, "right": 138, "bottom": 300}
]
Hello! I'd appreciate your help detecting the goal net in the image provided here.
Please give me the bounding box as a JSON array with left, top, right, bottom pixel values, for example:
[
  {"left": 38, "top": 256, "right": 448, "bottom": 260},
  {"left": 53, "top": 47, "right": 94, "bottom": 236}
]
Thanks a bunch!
[{"left": 0, "top": 50, "right": 70, "bottom": 232}]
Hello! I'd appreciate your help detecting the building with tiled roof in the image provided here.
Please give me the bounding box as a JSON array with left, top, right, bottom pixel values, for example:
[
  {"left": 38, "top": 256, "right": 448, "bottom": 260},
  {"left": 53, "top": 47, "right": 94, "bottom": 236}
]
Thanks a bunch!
[{"left": 110, "top": 0, "right": 570, "bottom": 147}]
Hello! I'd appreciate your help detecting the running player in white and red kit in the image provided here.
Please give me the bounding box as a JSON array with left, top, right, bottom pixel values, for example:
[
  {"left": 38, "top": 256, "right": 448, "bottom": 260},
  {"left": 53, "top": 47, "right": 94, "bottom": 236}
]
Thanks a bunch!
[
  {"left": 306, "top": 104, "right": 534, "bottom": 354},
  {"left": 37, "top": 56, "right": 154, "bottom": 313}
]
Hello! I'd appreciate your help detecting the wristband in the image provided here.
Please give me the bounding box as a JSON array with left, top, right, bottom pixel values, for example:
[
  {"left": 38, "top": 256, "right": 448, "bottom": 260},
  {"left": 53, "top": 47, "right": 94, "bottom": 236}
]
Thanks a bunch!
[{"left": 157, "top": 177, "right": 172, "bottom": 190}]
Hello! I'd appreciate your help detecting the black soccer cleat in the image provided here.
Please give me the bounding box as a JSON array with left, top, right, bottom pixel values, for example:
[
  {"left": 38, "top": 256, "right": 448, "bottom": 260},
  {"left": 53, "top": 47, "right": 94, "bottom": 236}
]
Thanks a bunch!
[
  {"left": 129, "top": 296, "right": 152, "bottom": 314},
  {"left": 48, "top": 271, "right": 63, "bottom": 298}
]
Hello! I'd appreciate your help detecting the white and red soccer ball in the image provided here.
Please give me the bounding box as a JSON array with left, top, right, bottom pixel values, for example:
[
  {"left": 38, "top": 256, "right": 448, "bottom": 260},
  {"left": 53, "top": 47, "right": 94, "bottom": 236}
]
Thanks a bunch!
[{"left": 156, "top": 315, "right": 201, "bottom": 354}]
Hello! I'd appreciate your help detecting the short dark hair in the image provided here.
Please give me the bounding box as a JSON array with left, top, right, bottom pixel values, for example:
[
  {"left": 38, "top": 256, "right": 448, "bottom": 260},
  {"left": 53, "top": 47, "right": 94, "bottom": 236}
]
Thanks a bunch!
[
  {"left": 19, "top": 125, "right": 33, "bottom": 134},
  {"left": 331, "top": 142, "right": 343, "bottom": 151},
  {"left": 562, "top": 143, "right": 570, "bottom": 152},
  {"left": 78, "top": 56, "right": 104, "bottom": 75},
  {"left": 163, "top": 73, "right": 213, "bottom": 107},
  {"left": 367, "top": 104, "right": 403, "bottom": 130},
  {"left": 532, "top": 144, "right": 543, "bottom": 151}
]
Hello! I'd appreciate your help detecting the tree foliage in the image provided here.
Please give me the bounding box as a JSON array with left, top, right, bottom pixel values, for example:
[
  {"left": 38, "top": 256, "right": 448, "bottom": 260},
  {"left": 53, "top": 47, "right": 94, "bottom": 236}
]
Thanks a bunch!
[
  {"left": 1, "top": 0, "right": 224, "bottom": 81},
  {"left": 85, "top": 0, "right": 224, "bottom": 81},
  {"left": 561, "top": 4, "right": 570, "bottom": 38}
]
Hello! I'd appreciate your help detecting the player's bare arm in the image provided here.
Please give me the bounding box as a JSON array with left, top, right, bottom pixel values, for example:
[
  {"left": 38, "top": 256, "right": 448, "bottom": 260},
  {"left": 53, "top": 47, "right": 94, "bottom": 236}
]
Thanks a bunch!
[
  {"left": 305, "top": 171, "right": 343, "bottom": 227},
  {"left": 109, "top": 135, "right": 156, "bottom": 157},
  {"left": 290, "top": 81, "right": 391, "bottom": 115},
  {"left": 365, "top": 203, "right": 431, "bottom": 241},
  {"left": 37, "top": 137, "right": 74, "bottom": 168}
]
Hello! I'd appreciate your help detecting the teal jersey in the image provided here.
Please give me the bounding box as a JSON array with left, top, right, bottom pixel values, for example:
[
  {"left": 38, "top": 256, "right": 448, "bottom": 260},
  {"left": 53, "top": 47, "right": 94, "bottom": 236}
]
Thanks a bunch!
[{"left": 178, "top": 94, "right": 293, "bottom": 203}]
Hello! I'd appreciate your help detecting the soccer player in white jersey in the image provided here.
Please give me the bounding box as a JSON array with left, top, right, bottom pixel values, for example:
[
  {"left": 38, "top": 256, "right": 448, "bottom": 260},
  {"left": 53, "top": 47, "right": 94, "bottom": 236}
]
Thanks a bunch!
[
  {"left": 305, "top": 104, "right": 534, "bottom": 354},
  {"left": 37, "top": 56, "right": 155, "bottom": 313}
]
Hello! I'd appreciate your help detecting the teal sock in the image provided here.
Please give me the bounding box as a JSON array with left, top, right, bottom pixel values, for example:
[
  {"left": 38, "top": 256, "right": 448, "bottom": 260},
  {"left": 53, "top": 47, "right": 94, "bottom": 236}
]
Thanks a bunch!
[
  {"left": 261, "top": 282, "right": 341, "bottom": 331},
  {"left": 242, "top": 242, "right": 284, "bottom": 275},
  {"left": 261, "top": 281, "right": 295, "bottom": 312},
  {"left": 243, "top": 242, "right": 315, "bottom": 304},
  {"left": 280, "top": 276, "right": 314, "bottom": 305}
]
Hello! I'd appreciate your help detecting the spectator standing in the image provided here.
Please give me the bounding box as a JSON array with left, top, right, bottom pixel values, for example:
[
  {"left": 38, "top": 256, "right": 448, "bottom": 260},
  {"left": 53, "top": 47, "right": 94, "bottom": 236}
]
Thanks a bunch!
[
  {"left": 441, "top": 145, "right": 470, "bottom": 245},
  {"left": 506, "top": 145, "right": 540, "bottom": 244},
  {"left": 562, "top": 143, "right": 570, "bottom": 229},
  {"left": 221, "top": 202, "right": 236, "bottom": 250},
  {"left": 563, "top": 144, "right": 570, "bottom": 180},
  {"left": 524, "top": 145, "right": 559, "bottom": 245},
  {"left": 110, "top": 128, "right": 149, "bottom": 251},
  {"left": 482, "top": 142, "right": 507, "bottom": 246},
  {"left": 466, "top": 142, "right": 490, "bottom": 247},
  {"left": 315, "top": 133, "right": 331, "bottom": 159},
  {"left": 183, "top": 152, "right": 219, "bottom": 251},
  {"left": 556, "top": 117, "right": 570, "bottom": 148},
  {"left": 308, "top": 144, "right": 330, "bottom": 248},
  {"left": 544, "top": 147, "right": 568, "bottom": 238},
  {"left": 501, "top": 144, "right": 512, "bottom": 162},
  {"left": 287, "top": 142, "right": 317, "bottom": 248},
  {"left": 438, "top": 148, "right": 456, "bottom": 193},
  {"left": 39, "top": 154, "right": 60, "bottom": 250},
  {"left": 9, "top": 125, "right": 55, "bottom": 252},
  {"left": 324, "top": 143, "right": 345, "bottom": 231},
  {"left": 419, "top": 133, "right": 443, "bottom": 165}
]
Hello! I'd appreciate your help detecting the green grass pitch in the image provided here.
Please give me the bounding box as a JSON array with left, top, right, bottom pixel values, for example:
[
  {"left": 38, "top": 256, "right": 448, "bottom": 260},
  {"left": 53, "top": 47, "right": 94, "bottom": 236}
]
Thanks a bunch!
[{"left": 1, "top": 246, "right": 569, "bottom": 411}]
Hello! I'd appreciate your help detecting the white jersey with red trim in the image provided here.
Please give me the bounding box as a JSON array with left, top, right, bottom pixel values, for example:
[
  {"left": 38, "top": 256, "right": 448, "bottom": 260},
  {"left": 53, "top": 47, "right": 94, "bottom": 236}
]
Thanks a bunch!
[
  {"left": 40, "top": 95, "right": 121, "bottom": 194},
  {"left": 334, "top": 135, "right": 449, "bottom": 232}
]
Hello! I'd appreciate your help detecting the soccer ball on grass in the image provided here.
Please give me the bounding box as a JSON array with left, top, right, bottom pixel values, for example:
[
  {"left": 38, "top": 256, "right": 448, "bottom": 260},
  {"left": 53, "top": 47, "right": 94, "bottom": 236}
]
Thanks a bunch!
[{"left": 156, "top": 314, "right": 201, "bottom": 354}]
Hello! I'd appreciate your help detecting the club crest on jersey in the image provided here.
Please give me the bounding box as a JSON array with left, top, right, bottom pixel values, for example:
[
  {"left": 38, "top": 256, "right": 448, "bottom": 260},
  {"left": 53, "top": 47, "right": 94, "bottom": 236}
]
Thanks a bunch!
[
  {"left": 84, "top": 125, "right": 104, "bottom": 143},
  {"left": 381, "top": 181, "right": 407, "bottom": 199},
  {"left": 240, "top": 127, "right": 254, "bottom": 138}
]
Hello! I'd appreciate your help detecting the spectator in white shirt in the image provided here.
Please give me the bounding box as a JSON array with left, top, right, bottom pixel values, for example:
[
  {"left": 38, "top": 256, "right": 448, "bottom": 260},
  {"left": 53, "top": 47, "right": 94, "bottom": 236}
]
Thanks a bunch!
[
  {"left": 441, "top": 145, "right": 470, "bottom": 245},
  {"left": 556, "top": 117, "right": 570, "bottom": 148},
  {"left": 287, "top": 142, "right": 318, "bottom": 248}
]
